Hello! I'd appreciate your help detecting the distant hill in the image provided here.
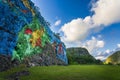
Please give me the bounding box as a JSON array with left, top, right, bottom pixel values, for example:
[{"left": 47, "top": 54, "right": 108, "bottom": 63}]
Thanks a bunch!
[
  {"left": 67, "top": 47, "right": 102, "bottom": 64},
  {"left": 105, "top": 51, "right": 120, "bottom": 64}
]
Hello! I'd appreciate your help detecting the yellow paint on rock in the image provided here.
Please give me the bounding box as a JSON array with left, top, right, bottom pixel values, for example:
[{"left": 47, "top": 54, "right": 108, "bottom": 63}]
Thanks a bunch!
[
  {"left": 30, "top": 29, "right": 44, "bottom": 47},
  {"left": 22, "top": 0, "right": 35, "bottom": 16}
]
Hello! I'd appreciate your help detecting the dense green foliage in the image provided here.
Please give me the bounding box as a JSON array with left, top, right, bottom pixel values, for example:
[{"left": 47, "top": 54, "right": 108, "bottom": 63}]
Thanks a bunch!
[
  {"left": 67, "top": 54, "right": 96, "bottom": 64},
  {"left": 0, "top": 65, "right": 120, "bottom": 80},
  {"left": 105, "top": 51, "right": 120, "bottom": 65},
  {"left": 67, "top": 47, "right": 102, "bottom": 64}
]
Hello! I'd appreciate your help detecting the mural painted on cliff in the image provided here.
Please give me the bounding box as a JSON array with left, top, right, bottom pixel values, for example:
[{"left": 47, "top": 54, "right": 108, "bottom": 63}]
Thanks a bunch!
[{"left": 0, "top": 0, "right": 68, "bottom": 64}]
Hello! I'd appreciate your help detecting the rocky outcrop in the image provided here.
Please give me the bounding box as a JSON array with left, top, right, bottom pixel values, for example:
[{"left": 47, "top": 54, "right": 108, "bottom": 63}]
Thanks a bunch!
[
  {"left": 0, "top": 43, "right": 66, "bottom": 72},
  {"left": 0, "top": 55, "right": 20, "bottom": 72},
  {"left": 67, "top": 47, "right": 97, "bottom": 64},
  {"left": 0, "top": 55, "right": 11, "bottom": 72},
  {"left": 105, "top": 51, "right": 120, "bottom": 64},
  {"left": 24, "top": 43, "right": 66, "bottom": 66},
  {"left": 0, "top": 0, "right": 68, "bottom": 71}
]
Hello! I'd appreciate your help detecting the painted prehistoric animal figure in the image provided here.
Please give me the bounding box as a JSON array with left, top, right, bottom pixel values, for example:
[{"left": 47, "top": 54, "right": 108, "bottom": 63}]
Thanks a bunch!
[{"left": 58, "top": 43, "right": 64, "bottom": 54}]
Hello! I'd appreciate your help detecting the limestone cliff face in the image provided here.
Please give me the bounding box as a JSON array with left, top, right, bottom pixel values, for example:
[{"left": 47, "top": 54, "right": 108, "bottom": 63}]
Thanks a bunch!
[
  {"left": 0, "top": 0, "right": 68, "bottom": 71},
  {"left": 24, "top": 43, "right": 67, "bottom": 66}
]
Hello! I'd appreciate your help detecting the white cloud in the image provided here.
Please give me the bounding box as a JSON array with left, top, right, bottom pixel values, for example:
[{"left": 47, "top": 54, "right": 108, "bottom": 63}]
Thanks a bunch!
[
  {"left": 92, "top": 0, "right": 120, "bottom": 26},
  {"left": 96, "top": 40, "right": 104, "bottom": 48},
  {"left": 95, "top": 56, "right": 107, "bottom": 60},
  {"left": 63, "top": 41, "right": 82, "bottom": 48},
  {"left": 83, "top": 36, "right": 105, "bottom": 53},
  {"left": 60, "top": 18, "right": 91, "bottom": 42},
  {"left": 95, "top": 48, "right": 120, "bottom": 61},
  {"left": 50, "top": 20, "right": 62, "bottom": 32},
  {"left": 94, "top": 43, "right": 120, "bottom": 61},
  {"left": 54, "top": 20, "right": 61, "bottom": 26},
  {"left": 63, "top": 36, "right": 106, "bottom": 60},
  {"left": 95, "top": 49, "right": 111, "bottom": 60},
  {"left": 117, "top": 44, "right": 120, "bottom": 48},
  {"left": 60, "top": 0, "right": 120, "bottom": 43},
  {"left": 60, "top": 0, "right": 120, "bottom": 60},
  {"left": 105, "top": 49, "right": 110, "bottom": 54},
  {"left": 63, "top": 36, "right": 105, "bottom": 54}
]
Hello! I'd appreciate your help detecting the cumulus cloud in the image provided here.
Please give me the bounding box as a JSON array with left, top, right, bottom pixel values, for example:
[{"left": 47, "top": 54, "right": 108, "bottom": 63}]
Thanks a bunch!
[
  {"left": 94, "top": 49, "right": 111, "bottom": 60},
  {"left": 60, "top": 0, "right": 120, "bottom": 43},
  {"left": 92, "top": 0, "right": 120, "bottom": 26},
  {"left": 83, "top": 36, "right": 105, "bottom": 53},
  {"left": 117, "top": 44, "right": 120, "bottom": 48},
  {"left": 95, "top": 56, "right": 107, "bottom": 60},
  {"left": 94, "top": 43, "right": 120, "bottom": 61},
  {"left": 63, "top": 35, "right": 106, "bottom": 60},
  {"left": 60, "top": 18, "right": 91, "bottom": 42},
  {"left": 95, "top": 44, "right": 120, "bottom": 61},
  {"left": 63, "top": 41, "right": 82, "bottom": 48},
  {"left": 54, "top": 20, "right": 61, "bottom": 26},
  {"left": 105, "top": 49, "right": 110, "bottom": 54},
  {"left": 63, "top": 36, "right": 105, "bottom": 54}
]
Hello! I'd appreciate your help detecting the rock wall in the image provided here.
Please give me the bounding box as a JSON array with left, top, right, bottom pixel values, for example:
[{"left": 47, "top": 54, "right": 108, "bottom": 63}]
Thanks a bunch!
[
  {"left": 0, "top": 0, "right": 68, "bottom": 68},
  {"left": 24, "top": 43, "right": 67, "bottom": 66}
]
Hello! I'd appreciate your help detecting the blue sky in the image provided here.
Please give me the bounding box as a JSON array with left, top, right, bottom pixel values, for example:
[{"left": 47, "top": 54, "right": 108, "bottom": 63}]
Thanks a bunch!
[{"left": 32, "top": 0, "right": 120, "bottom": 60}]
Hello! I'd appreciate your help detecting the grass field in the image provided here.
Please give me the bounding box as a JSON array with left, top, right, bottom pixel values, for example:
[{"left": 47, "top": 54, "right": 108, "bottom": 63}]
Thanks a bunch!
[{"left": 0, "top": 65, "right": 120, "bottom": 80}]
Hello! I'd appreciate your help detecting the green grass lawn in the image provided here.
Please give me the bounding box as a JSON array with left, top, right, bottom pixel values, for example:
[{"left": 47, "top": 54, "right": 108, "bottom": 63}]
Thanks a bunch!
[{"left": 0, "top": 65, "right": 120, "bottom": 80}]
